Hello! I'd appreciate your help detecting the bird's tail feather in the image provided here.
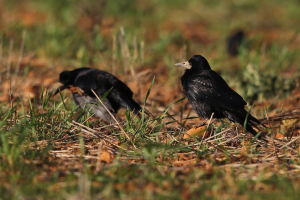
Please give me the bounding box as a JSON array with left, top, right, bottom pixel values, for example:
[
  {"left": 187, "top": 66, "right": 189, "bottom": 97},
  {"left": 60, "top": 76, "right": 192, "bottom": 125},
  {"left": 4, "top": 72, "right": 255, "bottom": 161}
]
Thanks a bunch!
[
  {"left": 247, "top": 113, "right": 261, "bottom": 127},
  {"left": 225, "top": 110, "right": 264, "bottom": 136},
  {"left": 125, "top": 99, "right": 141, "bottom": 114},
  {"left": 245, "top": 123, "right": 259, "bottom": 136},
  {"left": 244, "top": 112, "right": 266, "bottom": 136}
]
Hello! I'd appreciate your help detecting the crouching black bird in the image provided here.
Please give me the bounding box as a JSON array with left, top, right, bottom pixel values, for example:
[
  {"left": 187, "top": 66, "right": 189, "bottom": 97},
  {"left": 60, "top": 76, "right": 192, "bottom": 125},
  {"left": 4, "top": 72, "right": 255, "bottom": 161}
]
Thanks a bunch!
[
  {"left": 54, "top": 67, "right": 141, "bottom": 123},
  {"left": 175, "top": 55, "right": 261, "bottom": 135}
]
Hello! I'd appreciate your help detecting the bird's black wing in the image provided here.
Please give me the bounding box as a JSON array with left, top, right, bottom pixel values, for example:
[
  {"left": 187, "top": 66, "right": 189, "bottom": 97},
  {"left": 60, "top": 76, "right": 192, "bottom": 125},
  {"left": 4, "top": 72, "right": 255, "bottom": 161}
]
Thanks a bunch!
[
  {"left": 72, "top": 69, "right": 132, "bottom": 96},
  {"left": 73, "top": 69, "right": 140, "bottom": 112},
  {"left": 187, "top": 70, "right": 246, "bottom": 111},
  {"left": 95, "top": 71, "right": 141, "bottom": 112},
  {"left": 94, "top": 71, "right": 133, "bottom": 97},
  {"left": 73, "top": 69, "right": 100, "bottom": 95}
]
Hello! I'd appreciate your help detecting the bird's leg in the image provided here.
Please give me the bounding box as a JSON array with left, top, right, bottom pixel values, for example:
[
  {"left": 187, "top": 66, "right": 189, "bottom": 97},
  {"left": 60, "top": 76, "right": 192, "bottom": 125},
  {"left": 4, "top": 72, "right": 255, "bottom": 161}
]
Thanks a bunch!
[
  {"left": 193, "top": 118, "right": 216, "bottom": 129},
  {"left": 197, "top": 121, "right": 207, "bottom": 127},
  {"left": 191, "top": 120, "right": 205, "bottom": 128},
  {"left": 74, "top": 108, "right": 87, "bottom": 121},
  {"left": 69, "top": 86, "right": 85, "bottom": 95}
]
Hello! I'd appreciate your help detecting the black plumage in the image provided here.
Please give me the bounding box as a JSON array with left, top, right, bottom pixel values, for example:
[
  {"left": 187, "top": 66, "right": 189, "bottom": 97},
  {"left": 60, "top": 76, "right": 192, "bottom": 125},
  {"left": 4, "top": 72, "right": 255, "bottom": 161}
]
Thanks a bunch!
[
  {"left": 226, "top": 30, "right": 245, "bottom": 56},
  {"left": 176, "top": 55, "right": 261, "bottom": 135},
  {"left": 54, "top": 67, "right": 141, "bottom": 123}
]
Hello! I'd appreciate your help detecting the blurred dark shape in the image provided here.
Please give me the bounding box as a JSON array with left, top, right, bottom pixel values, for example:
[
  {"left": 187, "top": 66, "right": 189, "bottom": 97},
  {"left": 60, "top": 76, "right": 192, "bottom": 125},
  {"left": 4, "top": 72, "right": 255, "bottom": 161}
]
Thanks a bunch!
[
  {"left": 77, "top": 0, "right": 107, "bottom": 31},
  {"left": 226, "top": 30, "right": 245, "bottom": 56}
]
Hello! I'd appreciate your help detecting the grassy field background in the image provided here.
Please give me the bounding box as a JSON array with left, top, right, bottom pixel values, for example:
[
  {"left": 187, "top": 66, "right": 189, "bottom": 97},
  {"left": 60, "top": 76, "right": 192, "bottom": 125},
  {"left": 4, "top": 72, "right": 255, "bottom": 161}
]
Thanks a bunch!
[{"left": 0, "top": 0, "right": 300, "bottom": 199}]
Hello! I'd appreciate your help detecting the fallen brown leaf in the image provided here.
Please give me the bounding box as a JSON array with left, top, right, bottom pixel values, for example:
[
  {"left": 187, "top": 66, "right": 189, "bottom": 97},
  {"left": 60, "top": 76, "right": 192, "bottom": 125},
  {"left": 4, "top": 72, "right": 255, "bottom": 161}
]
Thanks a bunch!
[
  {"left": 99, "top": 151, "right": 114, "bottom": 163},
  {"left": 275, "top": 133, "right": 285, "bottom": 139},
  {"left": 183, "top": 126, "right": 209, "bottom": 139}
]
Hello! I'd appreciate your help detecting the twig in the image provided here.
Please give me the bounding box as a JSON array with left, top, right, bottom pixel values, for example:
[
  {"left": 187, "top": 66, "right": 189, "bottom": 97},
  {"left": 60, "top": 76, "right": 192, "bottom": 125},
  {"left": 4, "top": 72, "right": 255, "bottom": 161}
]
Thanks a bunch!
[
  {"left": 279, "top": 136, "right": 300, "bottom": 150},
  {"left": 263, "top": 136, "right": 300, "bottom": 159},
  {"left": 199, "top": 113, "right": 214, "bottom": 147},
  {"left": 70, "top": 121, "right": 127, "bottom": 151},
  {"left": 91, "top": 89, "right": 136, "bottom": 149}
]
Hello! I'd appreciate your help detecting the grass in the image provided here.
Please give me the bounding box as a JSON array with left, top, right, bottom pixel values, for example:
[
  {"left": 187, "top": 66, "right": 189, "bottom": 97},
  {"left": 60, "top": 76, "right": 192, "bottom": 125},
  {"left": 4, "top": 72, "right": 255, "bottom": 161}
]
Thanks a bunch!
[{"left": 0, "top": 0, "right": 300, "bottom": 199}]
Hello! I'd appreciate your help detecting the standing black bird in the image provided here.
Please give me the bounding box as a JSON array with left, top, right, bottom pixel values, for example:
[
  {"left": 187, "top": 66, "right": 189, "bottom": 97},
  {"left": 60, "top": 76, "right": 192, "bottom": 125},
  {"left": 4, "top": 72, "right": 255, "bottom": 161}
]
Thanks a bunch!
[
  {"left": 226, "top": 30, "right": 245, "bottom": 56},
  {"left": 54, "top": 67, "right": 141, "bottom": 123},
  {"left": 176, "top": 55, "right": 261, "bottom": 135}
]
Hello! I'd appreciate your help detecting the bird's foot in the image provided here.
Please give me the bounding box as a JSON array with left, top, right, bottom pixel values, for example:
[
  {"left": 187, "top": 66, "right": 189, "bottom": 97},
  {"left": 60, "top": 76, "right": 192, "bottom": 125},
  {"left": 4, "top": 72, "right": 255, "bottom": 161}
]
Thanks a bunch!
[
  {"left": 193, "top": 120, "right": 212, "bottom": 128},
  {"left": 197, "top": 121, "right": 207, "bottom": 127},
  {"left": 196, "top": 119, "right": 216, "bottom": 128},
  {"left": 69, "top": 86, "right": 85, "bottom": 95}
]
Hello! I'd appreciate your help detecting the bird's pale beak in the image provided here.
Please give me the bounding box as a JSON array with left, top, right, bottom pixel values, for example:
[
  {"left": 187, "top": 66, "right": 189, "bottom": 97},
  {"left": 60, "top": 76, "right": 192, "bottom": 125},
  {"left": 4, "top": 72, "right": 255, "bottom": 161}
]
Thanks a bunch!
[
  {"left": 52, "top": 85, "right": 68, "bottom": 96},
  {"left": 175, "top": 61, "right": 192, "bottom": 69}
]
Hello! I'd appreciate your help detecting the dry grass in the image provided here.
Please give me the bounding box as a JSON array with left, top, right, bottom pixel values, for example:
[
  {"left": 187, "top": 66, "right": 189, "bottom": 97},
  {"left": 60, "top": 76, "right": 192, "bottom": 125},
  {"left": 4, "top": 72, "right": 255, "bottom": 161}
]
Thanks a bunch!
[{"left": 0, "top": 0, "right": 300, "bottom": 199}]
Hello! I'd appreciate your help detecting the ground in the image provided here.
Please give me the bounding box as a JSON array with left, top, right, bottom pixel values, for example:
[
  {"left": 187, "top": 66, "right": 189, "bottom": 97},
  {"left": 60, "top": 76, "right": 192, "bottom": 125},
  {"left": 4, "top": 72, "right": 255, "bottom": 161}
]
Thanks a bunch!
[{"left": 0, "top": 0, "right": 300, "bottom": 199}]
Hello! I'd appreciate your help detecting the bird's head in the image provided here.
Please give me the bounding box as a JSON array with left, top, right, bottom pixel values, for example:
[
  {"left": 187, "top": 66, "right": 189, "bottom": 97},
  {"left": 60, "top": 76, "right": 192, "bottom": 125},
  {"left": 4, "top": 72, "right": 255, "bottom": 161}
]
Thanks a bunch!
[
  {"left": 53, "top": 67, "right": 91, "bottom": 96},
  {"left": 53, "top": 70, "right": 77, "bottom": 96},
  {"left": 59, "top": 70, "right": 76, "bottom": 85},
  {"left": 175, "top": 55, "right": 211, "bottom": 71}
]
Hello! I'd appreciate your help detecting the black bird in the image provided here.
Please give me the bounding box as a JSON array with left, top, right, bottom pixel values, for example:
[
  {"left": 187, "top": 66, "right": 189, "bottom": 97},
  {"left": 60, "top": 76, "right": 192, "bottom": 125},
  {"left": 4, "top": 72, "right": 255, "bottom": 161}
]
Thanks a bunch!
[
  {"left": 226, "top": 30, "right": 245, "bottom": 56},
  {"left": 54, "top": 67, "right": 141, "bottom": 123},
  {"left": 176, "top": 55, "right": 261, "bottom": 135}
]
